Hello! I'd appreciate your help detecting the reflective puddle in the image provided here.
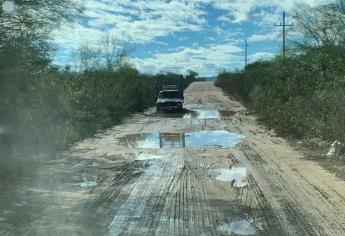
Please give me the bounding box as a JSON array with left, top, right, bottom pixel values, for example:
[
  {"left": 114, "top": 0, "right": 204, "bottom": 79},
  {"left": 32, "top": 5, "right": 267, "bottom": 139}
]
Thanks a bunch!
[
  {"left": 183, "top": 109, "right": 220, "bottom": 119},
  {"left": 217, "top": 219, "right": 256, "bottom": 235},
  {"left": 215, "top": 167, "right": 248, "bottom": 187},
  {"left": 159, "top": 108, "right": 236, "bottom": 119},
  {"left": 137, "top": 153, "right": 165, "bottom": 160},
  {"left": 79, "top": 178, "right": 97, "bottom": 188},
  {"left": 119, "top": 131, "right": 245, "bottom": 148}
]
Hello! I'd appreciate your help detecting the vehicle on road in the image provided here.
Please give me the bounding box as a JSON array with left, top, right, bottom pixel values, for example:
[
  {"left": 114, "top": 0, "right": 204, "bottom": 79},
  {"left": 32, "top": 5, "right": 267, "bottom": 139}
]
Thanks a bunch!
[{"left": 156, "top": 85, "right": 184, "bottom": 112}]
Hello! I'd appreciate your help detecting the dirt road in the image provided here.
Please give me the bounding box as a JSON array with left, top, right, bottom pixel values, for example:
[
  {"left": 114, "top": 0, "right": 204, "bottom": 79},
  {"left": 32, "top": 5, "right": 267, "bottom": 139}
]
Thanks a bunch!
[{"left": 1, "top": 82, "right": 345, "bottom": 235}]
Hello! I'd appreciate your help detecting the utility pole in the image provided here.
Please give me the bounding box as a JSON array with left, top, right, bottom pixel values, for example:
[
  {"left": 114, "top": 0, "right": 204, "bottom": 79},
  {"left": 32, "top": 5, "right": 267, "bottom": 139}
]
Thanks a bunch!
[
  {"left": 244, "top": 38, "right": 250, "bottom": 68},
  {"left": 275, "top": 11, "right": 293, "bottom": 59}
]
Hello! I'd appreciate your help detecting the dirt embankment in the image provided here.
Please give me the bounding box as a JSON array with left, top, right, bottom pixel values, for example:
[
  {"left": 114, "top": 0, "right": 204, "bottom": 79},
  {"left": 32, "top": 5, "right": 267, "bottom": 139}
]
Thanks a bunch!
[{"left": 1, "top": 82, "right": 345, "bottom": 235}]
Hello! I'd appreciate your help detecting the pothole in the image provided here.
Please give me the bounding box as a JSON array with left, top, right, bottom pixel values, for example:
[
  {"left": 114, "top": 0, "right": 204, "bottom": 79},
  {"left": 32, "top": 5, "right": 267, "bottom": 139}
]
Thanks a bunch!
[
  {"left": 183, "top": 109, "right": 220, "bottom": 119},
  {"left": 137, "top": 153, "right": 165, "bottom": 160},
  {"left": 79, "top": 178, "right": 97, "bottom": 188},
  {"left": 215, "top": 167, "right": 248, "bottom": 187},
  {"left": 119, "top": 131, "right": 245, "bottom": 149},
  {"left": 217, "top": 219, "right": 256, "bottom": 235},
  {"left": 157, "top": 105, "right": 236, "bottom": 119}
]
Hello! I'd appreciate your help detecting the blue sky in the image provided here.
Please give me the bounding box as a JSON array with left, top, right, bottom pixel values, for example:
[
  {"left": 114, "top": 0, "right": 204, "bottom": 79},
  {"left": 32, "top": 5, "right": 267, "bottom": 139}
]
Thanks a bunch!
[{"left": 51, "top": 0, "right": 329, "bottom": 77}]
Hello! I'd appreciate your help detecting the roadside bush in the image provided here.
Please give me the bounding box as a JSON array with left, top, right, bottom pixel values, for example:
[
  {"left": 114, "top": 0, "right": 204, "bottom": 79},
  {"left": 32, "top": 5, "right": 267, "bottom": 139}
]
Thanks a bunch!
[
  {"left": 216, "top": 55, "right": 345, "bottom": 142},
  {"left": 1, "top": 50, "right": 197, "bottom": 156},
  {"left": 214, "top": 71, "right": 245, "bottom": 101}
]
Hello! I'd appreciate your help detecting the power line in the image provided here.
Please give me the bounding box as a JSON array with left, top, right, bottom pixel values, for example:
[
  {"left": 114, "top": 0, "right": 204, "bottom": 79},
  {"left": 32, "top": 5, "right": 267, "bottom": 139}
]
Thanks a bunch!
[{"left": 275, "top": 11, "right": 293, "bottom": 59}]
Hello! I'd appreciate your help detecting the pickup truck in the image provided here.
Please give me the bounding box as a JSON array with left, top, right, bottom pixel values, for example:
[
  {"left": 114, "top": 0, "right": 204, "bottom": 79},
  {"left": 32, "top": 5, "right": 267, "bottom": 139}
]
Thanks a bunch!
[{"left": 156, "top": 88, "right": 184, "bottom": 112}]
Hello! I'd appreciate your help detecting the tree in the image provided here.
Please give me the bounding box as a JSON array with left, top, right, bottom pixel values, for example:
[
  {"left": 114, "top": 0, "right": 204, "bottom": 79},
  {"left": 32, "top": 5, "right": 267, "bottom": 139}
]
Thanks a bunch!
[
  {"left": 74, "top": 45, "right": 102, "bottom": 72},
  {"left": 0, "top": 0, "right": 78, "bottom": 154},
  {"left": 294, "top": 1, "right": 345, "bottom": 46},
  {"left": 0, "top": 0, "right": 76, "bottom": 34},
  {"left": 102, "top": 34, "right": 131, "bottom": 72},
  {"left": 186, "top": 70, "right": 198, "bottom": 80},
  {"left": 73, "top": 35, "right": 131, "bottom": 72}
]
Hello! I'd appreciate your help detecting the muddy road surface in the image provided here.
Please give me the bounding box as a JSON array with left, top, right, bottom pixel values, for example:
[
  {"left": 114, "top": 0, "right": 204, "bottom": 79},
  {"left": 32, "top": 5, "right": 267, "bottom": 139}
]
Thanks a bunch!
[{"left": 1, "top": 82, "right": 345, "bottom": 235}]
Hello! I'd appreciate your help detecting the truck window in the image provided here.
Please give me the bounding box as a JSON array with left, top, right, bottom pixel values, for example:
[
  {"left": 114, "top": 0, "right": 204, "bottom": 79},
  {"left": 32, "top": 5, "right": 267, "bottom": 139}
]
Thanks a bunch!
[{"left": 159, "top": 91, "right": 181, "bottom": 99}]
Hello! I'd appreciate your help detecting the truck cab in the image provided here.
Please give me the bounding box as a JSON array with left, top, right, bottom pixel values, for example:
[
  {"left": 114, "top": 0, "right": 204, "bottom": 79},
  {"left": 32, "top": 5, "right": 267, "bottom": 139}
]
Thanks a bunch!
[{"left": 156, "top": 85, "right": 184, "bottom": 112}]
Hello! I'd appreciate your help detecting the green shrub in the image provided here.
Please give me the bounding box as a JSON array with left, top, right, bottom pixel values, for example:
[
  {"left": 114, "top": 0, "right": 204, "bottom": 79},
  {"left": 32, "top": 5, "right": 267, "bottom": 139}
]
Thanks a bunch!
[{"left": 216, "top": 52, "right": 345, "bottom": 142}]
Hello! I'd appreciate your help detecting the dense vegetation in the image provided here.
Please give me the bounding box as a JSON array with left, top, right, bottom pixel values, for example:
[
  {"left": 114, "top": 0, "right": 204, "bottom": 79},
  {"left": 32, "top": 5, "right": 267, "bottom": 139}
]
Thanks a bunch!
[
  {"left": 216, "top": 1, "right": 345, "bottom": 142},
  {"left": 0, "top": 1, "right": 198, "bottom": 156}
]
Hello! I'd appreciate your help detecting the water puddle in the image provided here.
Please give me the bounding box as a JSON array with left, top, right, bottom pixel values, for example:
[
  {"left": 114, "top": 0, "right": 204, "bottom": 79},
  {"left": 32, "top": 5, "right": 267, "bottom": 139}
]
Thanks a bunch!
[
  {"left": 79, "top": 178, "right": 97, "bottom": 188},
  {"left": 158, "top": 107, "right": 236, "bottom": 119},
  {"left": 119, "top": 131, "right": 245, "bottom": 149},
  {"left": 137, "top": 153, "right": 165, "bottom": 160},
  {"left": 217, "top": 219, "right": 256, "bottom": 235},
  {"left": 215, "top": 167, "right": 248, "bottom": 187},
  {"left": 72, "top": 160, "right": 101, "bottom": 169},
  {"left": 183, "top": 109, "right": 220, "bottom": 119}
]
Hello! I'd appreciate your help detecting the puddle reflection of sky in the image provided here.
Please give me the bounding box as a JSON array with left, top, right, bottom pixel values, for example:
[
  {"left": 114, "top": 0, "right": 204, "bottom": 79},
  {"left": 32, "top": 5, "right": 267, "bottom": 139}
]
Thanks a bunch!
[
  {"left": 121, "top": 131, "right": 245, "bottom": 149},
  {"left": 215, "top": 167, "right": 248, "bottom": 187},
  {"left": 183, "top": 109, "right": 220, "bottom": 119},
  {"left": 217, "top": 219, "right": 256, "bottom": 235},
  {"left": 185, "top": 131, "right": 244, "bottom": 148}
]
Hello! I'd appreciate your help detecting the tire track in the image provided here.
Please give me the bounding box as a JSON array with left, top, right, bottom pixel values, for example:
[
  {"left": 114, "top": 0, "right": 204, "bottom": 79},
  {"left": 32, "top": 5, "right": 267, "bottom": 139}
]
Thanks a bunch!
[{"left": 236, "top": 146, "right": 345, "bottom": 235}]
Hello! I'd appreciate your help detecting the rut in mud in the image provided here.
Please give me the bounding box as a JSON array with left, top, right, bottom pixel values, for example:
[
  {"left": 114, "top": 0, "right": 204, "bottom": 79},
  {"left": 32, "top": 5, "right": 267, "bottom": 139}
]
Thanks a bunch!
[{"left": 1, "top": 82, "right": 345, "bottom": 235}]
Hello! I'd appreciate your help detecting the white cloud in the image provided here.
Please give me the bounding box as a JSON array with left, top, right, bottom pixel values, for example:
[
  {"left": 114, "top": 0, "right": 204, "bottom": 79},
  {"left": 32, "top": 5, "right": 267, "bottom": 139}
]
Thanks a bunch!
[
  {"left": 51, "top": 0, "right": 207, "bottom": 49},
  {"left": 51, "top": 0, "right": 335, "bottom": 74},
  {"left": 131, "top": 43, "right": 243, "bottom": 76},
  {"left": 211, "top": 26, "right": 243, "bottom": 44},
  {"left": 52, "top": 0, "right": 333, "bottom": 49},
  {"left": 252, "top": 9, "right": 283, "bottom": 27},
  {"left": 249, "top": 52, "right": 275, "bottom": 62},
  {"left": 248, "top": 31, "right": 280, "bottom": 43},
  {"left": 217, "top": 15, "right": 233, "bottom": 23},
  {"left": 51, "top": 22, "right": 105, "bottom": 50},
  {"left": 207, "top": 0, "right": 333, "bottom": 23},
  {"left": 211, "top": 0, "right": 257, "bottom": 23}
]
